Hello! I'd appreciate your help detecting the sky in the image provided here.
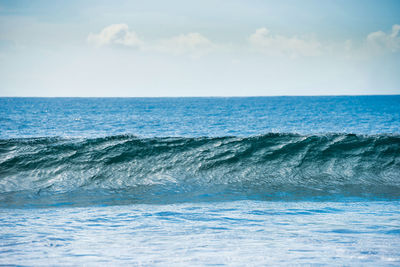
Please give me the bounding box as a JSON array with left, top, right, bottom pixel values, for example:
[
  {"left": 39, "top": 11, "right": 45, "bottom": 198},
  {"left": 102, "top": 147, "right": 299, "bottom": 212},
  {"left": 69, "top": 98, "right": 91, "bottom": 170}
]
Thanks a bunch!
[{"left": 0, "top": 0, "right": 399, "bottom": 96}]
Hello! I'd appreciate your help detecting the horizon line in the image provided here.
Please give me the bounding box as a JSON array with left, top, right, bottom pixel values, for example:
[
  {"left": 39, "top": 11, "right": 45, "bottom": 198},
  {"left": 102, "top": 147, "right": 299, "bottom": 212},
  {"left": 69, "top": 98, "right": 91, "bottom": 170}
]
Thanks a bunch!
[{"left": 0, "top": 94, "right": 399, "bottom": 98}]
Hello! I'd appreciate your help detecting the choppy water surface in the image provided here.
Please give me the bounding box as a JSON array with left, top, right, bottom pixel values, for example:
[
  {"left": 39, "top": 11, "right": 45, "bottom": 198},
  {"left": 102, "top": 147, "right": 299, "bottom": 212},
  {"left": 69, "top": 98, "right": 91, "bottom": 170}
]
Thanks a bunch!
[
  {"left": 1, "top": 96, "right": 400, "bottom": 138},
  {"left": 1, "top": 96, "right": 400, "bottom": 265}
]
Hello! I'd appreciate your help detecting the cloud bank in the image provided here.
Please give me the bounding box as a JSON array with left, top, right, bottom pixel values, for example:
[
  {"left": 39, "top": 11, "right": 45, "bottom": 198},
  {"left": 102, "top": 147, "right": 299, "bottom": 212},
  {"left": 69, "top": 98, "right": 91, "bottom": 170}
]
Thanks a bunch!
[{"left": 87, "top": 24, "right": 400, "bottom": 59}]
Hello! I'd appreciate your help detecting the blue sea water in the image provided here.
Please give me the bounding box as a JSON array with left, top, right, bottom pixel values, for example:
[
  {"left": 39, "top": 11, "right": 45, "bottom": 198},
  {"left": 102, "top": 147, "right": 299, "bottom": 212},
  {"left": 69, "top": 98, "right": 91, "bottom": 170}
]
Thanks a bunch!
[{"left": 0, "top": 96, "right": 400, "bottom": 265}]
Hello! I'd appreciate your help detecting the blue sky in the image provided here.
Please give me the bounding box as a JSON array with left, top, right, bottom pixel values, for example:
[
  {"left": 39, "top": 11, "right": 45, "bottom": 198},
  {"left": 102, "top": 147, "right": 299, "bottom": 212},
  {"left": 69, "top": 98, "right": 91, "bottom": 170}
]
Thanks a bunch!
[{"left": 0, "top": 0, "right": 399, "bottom": 96}]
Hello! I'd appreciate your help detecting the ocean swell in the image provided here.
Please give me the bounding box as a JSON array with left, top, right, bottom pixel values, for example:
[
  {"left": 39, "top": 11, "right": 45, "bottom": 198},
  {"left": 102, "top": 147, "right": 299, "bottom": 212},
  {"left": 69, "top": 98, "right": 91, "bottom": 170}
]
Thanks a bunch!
[{"left": 0, "top": 133, "right": 399, "bottom": 207}]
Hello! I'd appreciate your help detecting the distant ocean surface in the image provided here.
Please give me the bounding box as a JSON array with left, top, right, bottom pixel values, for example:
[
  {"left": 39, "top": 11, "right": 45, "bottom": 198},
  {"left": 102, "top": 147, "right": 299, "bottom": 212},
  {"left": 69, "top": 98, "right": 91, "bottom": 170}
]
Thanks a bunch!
[{"left": 1, "top": 96, "right": 400, "bottom": 265}]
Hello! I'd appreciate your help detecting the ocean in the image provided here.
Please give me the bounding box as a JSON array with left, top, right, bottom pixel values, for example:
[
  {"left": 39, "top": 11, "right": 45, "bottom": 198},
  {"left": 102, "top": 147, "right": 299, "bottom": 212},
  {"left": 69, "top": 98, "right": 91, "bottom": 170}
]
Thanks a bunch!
[{"left": 1, "top": 96, "right": 400, "bottom": 265}]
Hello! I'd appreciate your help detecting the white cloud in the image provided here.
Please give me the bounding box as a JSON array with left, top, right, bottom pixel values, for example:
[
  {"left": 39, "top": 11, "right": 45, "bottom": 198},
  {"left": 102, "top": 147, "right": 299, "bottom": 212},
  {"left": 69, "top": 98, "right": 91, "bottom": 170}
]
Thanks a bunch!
[
  {"left": 87, "top": 25, "right": 215, "bottom": 57},
  {"left": 87, "top": 24, "right": 143, "bottom": 47},
  {"left": 366, "top": 24, "right": 400, "bottom": 53},
  {"left": 248, "top": 27, "right": 321, "bottom": 57},
  {"left": 152, "top": 32, "right": 215, "bottom": 57}
]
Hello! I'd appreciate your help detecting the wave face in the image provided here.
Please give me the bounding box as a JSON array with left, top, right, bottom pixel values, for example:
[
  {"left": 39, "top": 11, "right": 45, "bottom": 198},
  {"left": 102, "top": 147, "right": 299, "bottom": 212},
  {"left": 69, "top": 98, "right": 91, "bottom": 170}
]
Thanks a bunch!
[{"left": 1, "top": 133, "right": 400, "bottom": 207}]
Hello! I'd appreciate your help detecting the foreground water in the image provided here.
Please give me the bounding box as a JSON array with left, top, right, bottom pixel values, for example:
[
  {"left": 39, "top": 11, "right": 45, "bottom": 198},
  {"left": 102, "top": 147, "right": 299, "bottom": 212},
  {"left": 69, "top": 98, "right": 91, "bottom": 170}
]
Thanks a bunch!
[
  {"left": 0, "top": 96, "right": 399, "bottom": 265},
  {"left": 1, "top": 201, "right": 400, "bottom": 266}
]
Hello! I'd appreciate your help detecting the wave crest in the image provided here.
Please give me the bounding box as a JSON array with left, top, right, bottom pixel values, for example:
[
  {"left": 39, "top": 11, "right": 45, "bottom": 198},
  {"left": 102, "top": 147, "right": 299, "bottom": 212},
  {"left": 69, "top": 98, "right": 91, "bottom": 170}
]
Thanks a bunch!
[{"left": 1, "top": 133, "right": 399, "bottom": 207}]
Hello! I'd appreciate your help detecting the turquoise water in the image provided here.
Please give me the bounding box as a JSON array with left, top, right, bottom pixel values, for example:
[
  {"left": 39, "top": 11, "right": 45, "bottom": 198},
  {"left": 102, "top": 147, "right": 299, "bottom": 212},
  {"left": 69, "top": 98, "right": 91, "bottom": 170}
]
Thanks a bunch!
[{"left": 1, "top": 96, "right": 400, "bottom": 265}]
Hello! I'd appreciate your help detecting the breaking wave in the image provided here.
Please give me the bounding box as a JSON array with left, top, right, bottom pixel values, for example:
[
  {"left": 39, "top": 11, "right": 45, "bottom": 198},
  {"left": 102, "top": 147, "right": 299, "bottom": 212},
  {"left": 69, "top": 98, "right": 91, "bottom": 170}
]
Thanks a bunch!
[{"left": 1, "top": 133, "right": 399, "bottom": 207}]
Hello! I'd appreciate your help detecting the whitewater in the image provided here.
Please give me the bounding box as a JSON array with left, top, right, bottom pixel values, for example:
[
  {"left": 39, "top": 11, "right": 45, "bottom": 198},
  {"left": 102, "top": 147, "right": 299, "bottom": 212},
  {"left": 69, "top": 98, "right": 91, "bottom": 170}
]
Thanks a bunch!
[{"left": 1, "top": 96, "right": 400, "bottom": 265}]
